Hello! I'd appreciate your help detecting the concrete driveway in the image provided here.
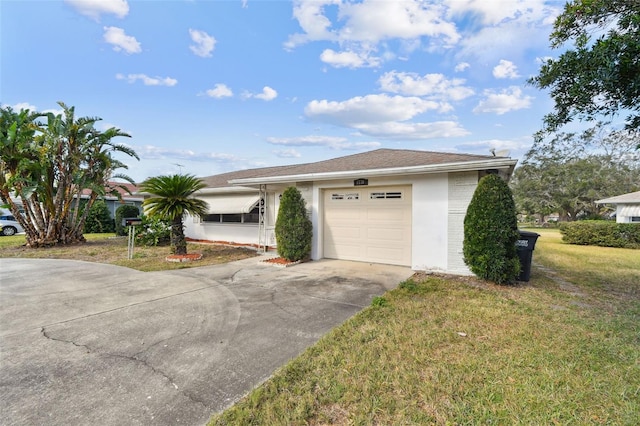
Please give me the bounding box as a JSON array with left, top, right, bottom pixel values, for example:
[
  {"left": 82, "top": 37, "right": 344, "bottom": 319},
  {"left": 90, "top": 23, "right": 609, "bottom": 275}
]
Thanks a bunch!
[{"left": 0, "top": 256, "right": 412, "bottom": 426}]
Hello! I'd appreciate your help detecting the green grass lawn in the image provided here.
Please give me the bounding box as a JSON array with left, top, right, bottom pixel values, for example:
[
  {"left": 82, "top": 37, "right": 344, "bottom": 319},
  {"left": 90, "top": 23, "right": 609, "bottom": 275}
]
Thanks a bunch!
[
  {"left": 0, "top": 233, "right": 257, "bottom": 271},
  {"left": 209, "top": 228, "right": 640, "bottom": 425}
]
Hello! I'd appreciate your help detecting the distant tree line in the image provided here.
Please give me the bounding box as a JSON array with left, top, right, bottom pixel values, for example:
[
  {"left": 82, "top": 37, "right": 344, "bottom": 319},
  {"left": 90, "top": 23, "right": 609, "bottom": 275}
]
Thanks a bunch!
[{"left": 511, "top": 125, "right": 640, "bottom": 222}]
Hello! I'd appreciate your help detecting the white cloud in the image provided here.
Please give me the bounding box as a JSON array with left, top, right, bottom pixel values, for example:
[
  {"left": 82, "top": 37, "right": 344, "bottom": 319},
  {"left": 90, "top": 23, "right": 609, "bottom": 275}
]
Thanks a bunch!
[
  {"left": 273, "top": 149, "right": 302, "bottom": 158},
  {"left": 455, "top": 137, "right": 532, "bottom": 154},
  {"left": 457, "top": 22, "right": 547, "bottom": 63},
  {"left": 285, "top": 0, "right": 460, "bottom": 68},
  {"left": 244, "top": 86, "right": 278, "bottom": 101},
  {"left": 473, "top": 87, "right": 532, "bottom": 115},
  {"left": 305, "top": 94, "right": 469, "bottom": 139},
  {"left": 5, "top": 102, "right": 38, "bottom": 112},
  {"left": 378, "top": 71, "right": 474, "bottom": 101},
  {"left": 103, "top": 26, "right": 141, "bottom": 54},
  {"left": 116, "top": 73, "right": 177, "bottom": 87},
  {"left": 189, "top": 29, "right": 216, "bottom": 58},
  {"left": 305, "top": 94, "right": 440, "bottom": 126},
  {"left": 535, "top": 56, "right": 553, "bottom": 65},
  {"left": 445, "top": 0, "right": 550, "bottom": 26},
  {"left": 451, "top": 1, "right": 560, "bottom": 63},
  {"left": 65, "top": 0, "right": 129, "bottom": 21},
  {"left": 493, "top": 59, "right": 520, "bottom": 79},
  {"left": 320, "top": 49, "right": 380, "bottom": 69},
  {"left": 285, "top": 0, "right": 339, "bottom": 49},
  {"left": 267, "top": 135, "right": 380, "bottom": 150},
  {"left": 336, "top": 0, "right": 459, "bottom": 44},
  {"left": 135, "top": 144, "right": 238, "bottom": 162},
  {"left": 205, "top": 84, "right": 233, "bottom": 98},
  {"left": 454, "top": 62, "right": 470, "bottom": 72},
  {"left": 354, "top": 121, "right": 470, "bottom": 139}
]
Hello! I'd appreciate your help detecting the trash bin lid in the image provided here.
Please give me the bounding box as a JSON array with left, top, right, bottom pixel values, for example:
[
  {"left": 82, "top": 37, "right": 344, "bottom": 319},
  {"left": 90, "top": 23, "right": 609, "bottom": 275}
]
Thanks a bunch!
[{"left": 518, "top": 230, "right": 540, "bottom": 238}]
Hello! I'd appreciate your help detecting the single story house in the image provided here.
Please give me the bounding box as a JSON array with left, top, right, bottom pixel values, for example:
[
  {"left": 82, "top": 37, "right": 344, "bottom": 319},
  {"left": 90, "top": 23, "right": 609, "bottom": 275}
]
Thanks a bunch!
[
  {"left": 185, "top": 148, "right": 518, "bottom": 275},
  {"left": 79, "top": 182, "right": 143, "bottom": 219},
  {"left": 596, "top": 191, "right": 640, "bottom": 223}
]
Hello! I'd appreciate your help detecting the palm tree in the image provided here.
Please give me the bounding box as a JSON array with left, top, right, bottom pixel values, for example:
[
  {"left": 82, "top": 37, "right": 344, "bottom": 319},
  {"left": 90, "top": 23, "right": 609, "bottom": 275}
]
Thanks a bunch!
[
  {"left": 140, "top": 174, "right": 208, "bottom": 255},
  {"left": 1, "top": 102, "right": 137, "bottom": 247}
]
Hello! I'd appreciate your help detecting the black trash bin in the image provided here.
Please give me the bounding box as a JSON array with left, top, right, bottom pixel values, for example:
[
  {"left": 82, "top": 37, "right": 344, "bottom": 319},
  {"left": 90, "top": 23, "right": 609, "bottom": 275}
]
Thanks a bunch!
[{"left": 516, "top": 230, "right": 540, "bottom": 282}]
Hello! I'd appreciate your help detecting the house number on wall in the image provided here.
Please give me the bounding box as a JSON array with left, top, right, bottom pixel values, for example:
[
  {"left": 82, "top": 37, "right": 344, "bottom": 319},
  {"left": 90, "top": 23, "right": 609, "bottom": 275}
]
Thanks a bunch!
[{"left": 354, "top": 178, "right": 368, "bottom": 186}]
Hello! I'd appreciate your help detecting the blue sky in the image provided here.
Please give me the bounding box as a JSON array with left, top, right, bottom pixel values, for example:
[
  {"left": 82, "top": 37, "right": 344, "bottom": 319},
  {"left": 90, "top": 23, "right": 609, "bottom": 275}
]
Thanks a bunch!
[{"left": 2, "top": 0, "right": 565, "bottom": 182}]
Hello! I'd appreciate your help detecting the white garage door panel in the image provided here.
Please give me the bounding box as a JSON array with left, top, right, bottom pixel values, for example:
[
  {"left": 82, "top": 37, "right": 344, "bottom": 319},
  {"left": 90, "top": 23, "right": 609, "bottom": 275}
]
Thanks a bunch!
[
  {"left": 327, "top": 225, "right": 362, "bottom": 239},
  {"left": 367, "top": 246, "right": 405, "bottom": 262},
  {"left": 324, "top": 186, "right": 411, "bottom": 266},
  {"left": 326, "top": 209, "right": 361, "bottom": 220},
  {"left": 366, "top": 211, "right": 403, "bottom": 222},
  {"left": 366, "top": 227, "right": 407, "bottom": 241},
  {"left": 331, "top": 244, "right": 361, "bottom": 258}
]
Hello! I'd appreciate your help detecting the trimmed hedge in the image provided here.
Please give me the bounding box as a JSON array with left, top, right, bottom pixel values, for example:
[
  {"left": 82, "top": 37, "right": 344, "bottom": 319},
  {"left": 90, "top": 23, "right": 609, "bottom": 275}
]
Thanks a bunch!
[
  {"left": 463, "top": 174, "right": 520, "bottom": 284},
  {"left": 275, "top": 187, "right": 313, "bottom": 262},
  {"left": 560, "top": 221, "right": 640, "bottom": 249},
  {"left": 84, "top": 200, "right": 115, "bottom": 233}
]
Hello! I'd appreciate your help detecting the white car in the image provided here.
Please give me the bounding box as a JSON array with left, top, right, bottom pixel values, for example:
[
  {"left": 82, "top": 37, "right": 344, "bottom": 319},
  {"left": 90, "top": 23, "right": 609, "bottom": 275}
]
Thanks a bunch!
[{"left": 0, "top": 215, "right": 25, "bottom": 236}]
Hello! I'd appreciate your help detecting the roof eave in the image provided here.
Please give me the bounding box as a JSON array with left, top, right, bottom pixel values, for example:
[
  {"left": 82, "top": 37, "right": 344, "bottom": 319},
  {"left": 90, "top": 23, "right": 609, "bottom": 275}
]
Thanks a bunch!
[
  {"left": 196, "top": 186, "right": 258, "bottom": 195},
  {"left": 228, "top": 158, "right": 518, "bottom": 186}
]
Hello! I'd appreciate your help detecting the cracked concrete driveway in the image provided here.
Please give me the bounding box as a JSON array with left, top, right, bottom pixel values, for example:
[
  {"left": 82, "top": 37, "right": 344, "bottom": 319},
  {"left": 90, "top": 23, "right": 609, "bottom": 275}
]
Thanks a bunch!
[{"left": 0, "top": 256, "right": 412, "bottom": 426}]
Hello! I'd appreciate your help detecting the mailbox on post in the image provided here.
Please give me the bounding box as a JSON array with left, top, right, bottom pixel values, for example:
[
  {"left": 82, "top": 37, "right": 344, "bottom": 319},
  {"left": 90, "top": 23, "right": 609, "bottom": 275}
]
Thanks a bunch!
[
  {"left": 123, "top": 217, "right": 142, "bottom": 259},
  {"left": 123, "top": 217, "right": 142, "bottom": 227}
]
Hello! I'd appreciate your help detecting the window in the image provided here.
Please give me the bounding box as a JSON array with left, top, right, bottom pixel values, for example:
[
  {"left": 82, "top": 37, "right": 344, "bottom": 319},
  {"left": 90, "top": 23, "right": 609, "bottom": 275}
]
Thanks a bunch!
[
  {"left": 202, "top": 206, "right": 260, "bottom": 224},
  {"left": 370, "top": 191, "right": 402, "bottom": 199},
  {"left": 244, "top": 207, "right": 260, "bottom": 223},
  {"left": 331, "top": 192, "right": 359, "bottom": 200},
  {"left": 631, "top": 217, "right": 640, "bottom": 223}
]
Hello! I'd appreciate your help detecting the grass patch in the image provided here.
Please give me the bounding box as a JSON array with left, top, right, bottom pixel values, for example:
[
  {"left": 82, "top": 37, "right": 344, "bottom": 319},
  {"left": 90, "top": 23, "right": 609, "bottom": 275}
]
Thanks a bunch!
[
  {"left": 531, "top": 228, "right": 639, "bottom": 306},
  {"left": 210, "top": 229, "right": 639, "bottom": 425},
  {"left": 0, "top": 234, "right": 258, "bottom": 271}
]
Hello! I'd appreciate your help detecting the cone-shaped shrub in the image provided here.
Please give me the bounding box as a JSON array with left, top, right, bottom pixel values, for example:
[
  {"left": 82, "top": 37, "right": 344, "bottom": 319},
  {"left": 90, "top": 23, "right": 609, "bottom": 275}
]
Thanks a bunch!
[
  {"left": 115, "top": 204, "right": 140, "bottom": 236},
  {"left": 275, "top": 187, "right": 313, "bottom": 261},
  {"left": 84, "top": 200, "right": 114, "bottom": 233},
  {"left": 463, "top": 173, "right": 520, "bottom": 284}
]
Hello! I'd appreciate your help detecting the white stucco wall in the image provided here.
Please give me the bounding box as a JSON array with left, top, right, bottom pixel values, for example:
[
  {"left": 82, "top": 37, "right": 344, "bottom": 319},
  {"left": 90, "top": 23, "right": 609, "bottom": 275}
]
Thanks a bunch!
[
  {"left": 186, "top": 217, "right": 260, "bottom": 245},
  {"left": 615, "top": 204, "right": 640, "bottom": 223},
  {"left": 446, "top": 171, "right": 478, "bottom": 275},
  {"left": 411, "top": 174, "right": 449, "bottom": 271}
]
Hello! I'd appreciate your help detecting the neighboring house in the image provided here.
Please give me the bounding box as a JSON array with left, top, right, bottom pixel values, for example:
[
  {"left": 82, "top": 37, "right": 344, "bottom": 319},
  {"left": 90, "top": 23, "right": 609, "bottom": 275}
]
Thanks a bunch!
[
  {"left": 596, "top": 191, "right": 640, "bottom": 223},
  {"left": 79, "top": 182, "right": 143, "bottom": 218},
  {"left": 185, "top": 149, "right": 518, "bottom": 275}
]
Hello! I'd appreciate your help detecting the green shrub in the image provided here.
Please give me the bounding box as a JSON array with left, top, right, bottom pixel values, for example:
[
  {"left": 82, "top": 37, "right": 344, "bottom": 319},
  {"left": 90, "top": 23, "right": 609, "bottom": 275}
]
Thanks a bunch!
[
  {"left": 463, "top": 173, "right": 520, "bottom": 284},
  {"left": 134, "top": 214, "right": 170, "bottom": 246},
  {"left": 371, "top": 296, "right": 387, "bottom": 307},
  {"left": 115, "top": 204, "right": 141, "bottom": 236},
  {"left": 560, "top": 221, "right": 640, "bottom": 249},
  {"left": 84, "top": 200, "right": 114, "bottom": 233},
  {"left": 398, "top": 279, "right": 418, "bottom": 293},
  {"left": 275, "top": 187, "right": 313, "bottom": 261}
]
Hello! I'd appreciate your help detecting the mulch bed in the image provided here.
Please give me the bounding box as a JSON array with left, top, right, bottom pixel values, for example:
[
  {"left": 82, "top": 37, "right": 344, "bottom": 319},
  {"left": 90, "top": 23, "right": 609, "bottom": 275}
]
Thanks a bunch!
[
  {"left": 260, "top": 257, "right": 304, "bottom": 268},
  {"left": 165, "top": 253, "right": 203, "bottom": 263}
]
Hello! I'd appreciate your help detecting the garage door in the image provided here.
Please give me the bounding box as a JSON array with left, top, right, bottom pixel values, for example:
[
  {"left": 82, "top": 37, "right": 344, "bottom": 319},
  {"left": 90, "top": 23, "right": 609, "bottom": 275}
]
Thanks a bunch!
[{"left": 323, "top": 186, "right": 412, "bottom": 266}]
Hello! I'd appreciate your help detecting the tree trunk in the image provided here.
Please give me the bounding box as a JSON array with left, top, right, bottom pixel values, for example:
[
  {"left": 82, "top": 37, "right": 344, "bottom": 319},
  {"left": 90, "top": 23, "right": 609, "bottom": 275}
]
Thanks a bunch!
[{"left": 171, "top": 218, "right": 187, "bottom": 255}]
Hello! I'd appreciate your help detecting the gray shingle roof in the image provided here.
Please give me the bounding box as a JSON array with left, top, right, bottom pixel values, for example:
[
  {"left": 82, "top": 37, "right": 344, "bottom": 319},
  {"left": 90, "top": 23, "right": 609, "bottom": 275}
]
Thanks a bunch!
[
  {"left": 596, "top": 191, "right": 640, "bottom": 204},
  {"left": 200, "top": 149, "right": 501, "bottom": 188}
]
